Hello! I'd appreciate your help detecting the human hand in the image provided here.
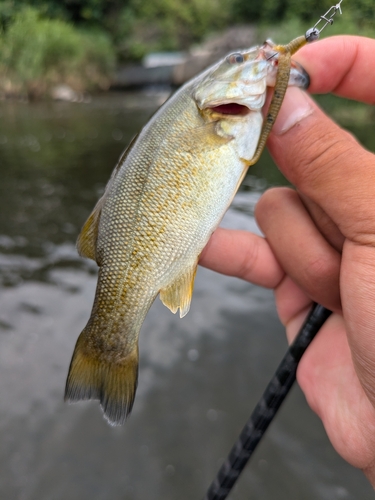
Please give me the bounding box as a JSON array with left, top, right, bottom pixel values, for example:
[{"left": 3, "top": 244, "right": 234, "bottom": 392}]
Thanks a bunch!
[{"left": 200, "top": 36, "right": 375, "bottom": 486}]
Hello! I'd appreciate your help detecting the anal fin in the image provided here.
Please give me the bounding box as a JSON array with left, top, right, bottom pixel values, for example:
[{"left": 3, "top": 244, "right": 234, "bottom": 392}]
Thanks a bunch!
[{"left": 159, "top": 264, "right": 197, "bottom": 318}]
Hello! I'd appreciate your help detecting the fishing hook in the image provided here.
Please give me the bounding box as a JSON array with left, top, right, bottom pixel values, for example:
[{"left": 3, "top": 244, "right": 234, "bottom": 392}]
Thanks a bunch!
[
  {"left": 306, "top": 0, "right": 343, "bottom": 42},
  {"left": 267, "top": 0, "right": 343, "bottom": 61}
]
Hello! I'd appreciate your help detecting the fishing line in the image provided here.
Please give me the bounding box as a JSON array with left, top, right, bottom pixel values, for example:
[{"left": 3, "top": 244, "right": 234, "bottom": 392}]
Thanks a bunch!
[{"left": 203, "top": 3, "right": 343, "bottom": 499}]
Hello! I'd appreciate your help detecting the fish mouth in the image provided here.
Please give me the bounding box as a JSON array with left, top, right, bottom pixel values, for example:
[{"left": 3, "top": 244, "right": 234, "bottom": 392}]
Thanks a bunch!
[{"left": 207, "top": 103, "right": 251, "bottom": 116}]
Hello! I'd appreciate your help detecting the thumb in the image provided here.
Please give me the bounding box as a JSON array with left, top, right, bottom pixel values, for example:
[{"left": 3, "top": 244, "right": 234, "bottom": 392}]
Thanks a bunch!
[
  {"left": 268, "top": 87, "right": 375, "bottom": 410},
  {"left": 267, "top": 86, "right": 375, "bottom": 246}
]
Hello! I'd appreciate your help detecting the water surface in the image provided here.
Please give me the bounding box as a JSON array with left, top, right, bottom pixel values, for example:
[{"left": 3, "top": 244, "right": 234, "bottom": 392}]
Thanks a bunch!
[{"left": 0, "top": 91, "right": 374, "bottom": 500}]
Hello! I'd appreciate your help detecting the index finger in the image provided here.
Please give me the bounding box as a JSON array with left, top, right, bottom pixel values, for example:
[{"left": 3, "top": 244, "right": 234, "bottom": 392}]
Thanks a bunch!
[
  {"left": 199, "top": 227, "right": 284, "bottom": 289},
  {"left": 294, "top": 35, "right": 375, "bottom": 104}
]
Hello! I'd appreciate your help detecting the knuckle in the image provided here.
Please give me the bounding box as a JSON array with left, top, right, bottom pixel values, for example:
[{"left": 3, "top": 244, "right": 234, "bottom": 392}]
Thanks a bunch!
[
  {"left": 238, "top": 236, "right": 261, "bottom": 280},
  {"left": 287, "top": 121, "right": 359, "bottom": 192},
  {"left": 308, "top": 253, "right": 331, "bottom": 278},
  {"left": 256, "top": 187, "right": 296, "bottom": 223},
  {"left": 304, "top": 252, "right": 338, "bottom": 287}
]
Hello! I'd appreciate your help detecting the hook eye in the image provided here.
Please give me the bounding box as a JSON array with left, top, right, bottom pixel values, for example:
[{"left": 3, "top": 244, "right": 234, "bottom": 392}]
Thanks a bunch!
[{"left": 226, "top": 53, "right": 244, "bottom": 64}]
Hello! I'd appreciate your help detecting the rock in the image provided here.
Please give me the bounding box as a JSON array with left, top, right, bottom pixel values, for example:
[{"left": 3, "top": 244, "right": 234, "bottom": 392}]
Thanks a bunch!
[
  {"left": 143, "top": 52, "right": 186, "bottom": 68},
  {"left": 50, "top": 85, "right": 81, "bottom": 102},
  {"left": 110, "top": 25, "right": 258, "bottom": 88},
  {"left": 111, "top": 64, "right": 175, "bottom": 88}
]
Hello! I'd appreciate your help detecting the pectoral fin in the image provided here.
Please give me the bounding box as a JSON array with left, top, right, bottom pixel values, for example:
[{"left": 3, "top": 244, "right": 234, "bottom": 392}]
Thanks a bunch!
[
  {"left": 160, "top": 264, "right": 197, "bottom": 318},
  {"left": 171, "top": 121, "right": 232, "bottom": 154}
]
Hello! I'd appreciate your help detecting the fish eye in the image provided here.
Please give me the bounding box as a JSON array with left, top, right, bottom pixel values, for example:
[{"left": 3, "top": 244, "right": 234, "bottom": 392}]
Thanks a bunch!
[{"left": 227, "top": 53, "right": 244, "bottom": 64}]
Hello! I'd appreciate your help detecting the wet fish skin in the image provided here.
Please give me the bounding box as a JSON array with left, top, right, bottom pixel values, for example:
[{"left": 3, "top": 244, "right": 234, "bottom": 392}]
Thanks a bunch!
[{"left": 65, "top": 42, "right": 309, "bottom": 425}]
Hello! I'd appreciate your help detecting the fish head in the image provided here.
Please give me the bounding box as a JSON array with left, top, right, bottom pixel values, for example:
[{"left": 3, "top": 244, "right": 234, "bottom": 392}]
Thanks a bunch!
[
  {"left": 192, "top": 42, "right": 309, "bottom": 163},
  {"left": 193, "top": 41, "right": 309, "bottom": 116},
  {"left": 194, "top": 45, "right": 270, "bottom": 113}
]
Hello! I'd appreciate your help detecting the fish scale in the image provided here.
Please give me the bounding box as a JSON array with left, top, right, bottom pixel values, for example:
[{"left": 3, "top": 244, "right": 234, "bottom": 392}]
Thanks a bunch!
[{"left": 65, "top": 41, "right": 310, "bottom": 425}]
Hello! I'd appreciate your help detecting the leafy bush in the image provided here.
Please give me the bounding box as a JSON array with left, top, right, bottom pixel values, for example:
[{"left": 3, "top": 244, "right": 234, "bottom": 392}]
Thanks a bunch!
[{"left": 0, "top": 7, "right": 115, "bottom": 98}]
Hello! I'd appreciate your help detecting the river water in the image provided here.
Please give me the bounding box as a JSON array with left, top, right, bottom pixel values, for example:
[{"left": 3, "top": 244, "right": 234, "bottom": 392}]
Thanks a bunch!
[{"left": 0, "top": 91, "right": 374, "bottom": 500}]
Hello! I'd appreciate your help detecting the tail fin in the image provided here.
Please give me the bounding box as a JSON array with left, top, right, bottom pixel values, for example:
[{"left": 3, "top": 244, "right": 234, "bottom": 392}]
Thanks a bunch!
[{"left": 64, "top": 334, "right": 138, "bottom": 426}]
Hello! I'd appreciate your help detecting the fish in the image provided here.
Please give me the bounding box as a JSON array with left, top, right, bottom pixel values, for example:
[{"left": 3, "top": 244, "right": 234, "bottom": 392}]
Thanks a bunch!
[{"left": 65, "top": 40, "right": 309, "bottom": 425}]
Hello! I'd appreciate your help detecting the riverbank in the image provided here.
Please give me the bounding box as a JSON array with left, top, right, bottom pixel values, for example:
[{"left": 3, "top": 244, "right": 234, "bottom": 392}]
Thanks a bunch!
[
  {"left": 0, "top": 23, "right": 259, "bottom": 99},
  {"left": 111, "top": 25, "right": 257, "bottom": 89}
]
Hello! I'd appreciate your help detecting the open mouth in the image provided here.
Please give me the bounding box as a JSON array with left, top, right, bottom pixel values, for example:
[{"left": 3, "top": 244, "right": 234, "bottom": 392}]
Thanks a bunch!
[{"left": 208, "top": 103, "right": 250, "bottom": 116}]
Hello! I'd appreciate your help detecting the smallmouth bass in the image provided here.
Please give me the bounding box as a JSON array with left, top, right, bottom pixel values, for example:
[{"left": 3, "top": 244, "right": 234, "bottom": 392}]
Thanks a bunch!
[{"left": 65, "top": 40, "right": 309, "bottom": 425}]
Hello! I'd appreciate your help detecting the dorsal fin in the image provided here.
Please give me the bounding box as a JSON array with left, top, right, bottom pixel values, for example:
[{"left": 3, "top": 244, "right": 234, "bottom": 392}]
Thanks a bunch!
[
  {"left": 76, "top": 196, "right": 105, "bottom": 263},
  {"left": 159, "top": 263, "right": 197, "bottom": 318},
  {"left": 76, "top": 134, "right": 139, "bottom": 264}
]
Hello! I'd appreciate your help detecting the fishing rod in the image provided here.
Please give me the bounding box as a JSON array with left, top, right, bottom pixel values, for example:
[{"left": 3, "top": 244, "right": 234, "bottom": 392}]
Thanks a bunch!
[
  {"left": 204, "top": 3, "right": 343, "bottom": 499},
  {"left": 204, "top": 304, "right": 332, "bottom": 500}
]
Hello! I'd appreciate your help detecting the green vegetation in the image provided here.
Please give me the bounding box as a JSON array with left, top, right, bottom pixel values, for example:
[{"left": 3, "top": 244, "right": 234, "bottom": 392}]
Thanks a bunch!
[
  {"left": 121, "top": 0, "right": 374, "bottom": 57},
  {"left": 114, "top": 0, "right": 233, "bottom": 59},
  {"left": 0, "top": 7, "right": 115, "bottom": 98},
  {"left": 0, "top": 0, "right": 373, "bottom": 98}
]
